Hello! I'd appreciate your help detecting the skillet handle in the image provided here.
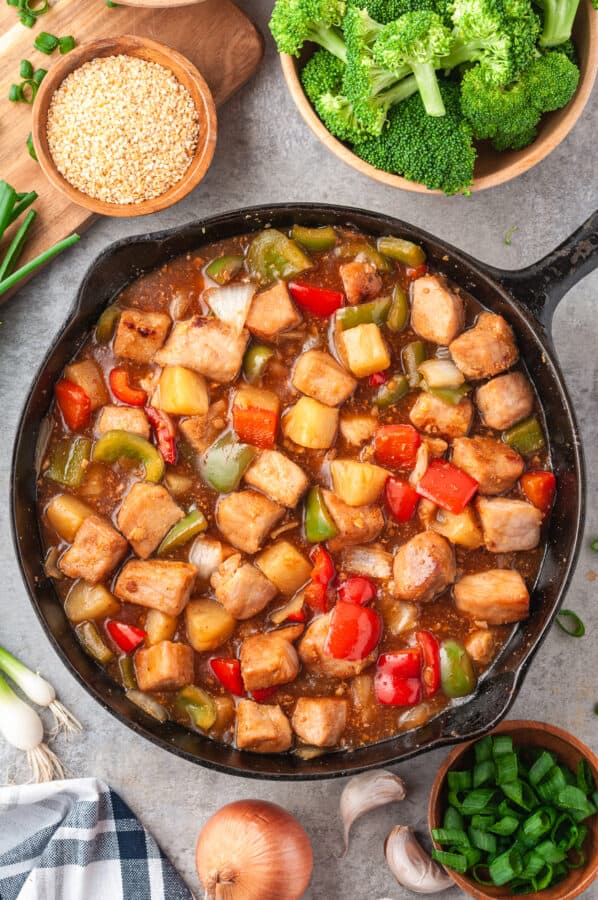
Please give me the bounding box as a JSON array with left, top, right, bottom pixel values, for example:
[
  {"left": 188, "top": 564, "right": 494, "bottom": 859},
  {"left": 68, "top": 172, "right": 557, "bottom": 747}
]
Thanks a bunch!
[{"left": 483, "top": 210, "right": 598, "bottom": 331}]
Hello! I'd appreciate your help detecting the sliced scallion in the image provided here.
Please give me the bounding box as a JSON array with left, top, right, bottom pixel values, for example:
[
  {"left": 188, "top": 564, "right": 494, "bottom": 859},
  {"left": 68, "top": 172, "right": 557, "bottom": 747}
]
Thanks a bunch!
[
  {"left": 58, "top": 35, "right": 75, "bottom": 54},
  {"left": 33, "top": 67, "right": 47, "bottom": 85},
  {"left": 20, "top": 58, "right": 33, "bottom": 78},
  {"left": 556, "top": 609, "right": 585, "bottom": 637},
  {"left": 591, "top": 537, "right": 598, "bottom": 553},
  {"left": 8, "top": 83, "right": 23, "bottom": 102},
  {"left": 26, "top": 133, "right": 38, "bottom": 162},
  {"left": 33, "top": 31, "right": 59, "bottom": 54},
  {"left": 19, "top": 13, "right": 36, "bottom": 26}
]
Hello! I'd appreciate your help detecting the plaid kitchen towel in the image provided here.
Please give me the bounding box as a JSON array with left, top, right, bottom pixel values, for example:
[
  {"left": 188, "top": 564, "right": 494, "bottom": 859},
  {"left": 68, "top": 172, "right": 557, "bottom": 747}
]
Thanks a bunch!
[{"left": 0, "top": 778, "right": 193, "bottom": 900}]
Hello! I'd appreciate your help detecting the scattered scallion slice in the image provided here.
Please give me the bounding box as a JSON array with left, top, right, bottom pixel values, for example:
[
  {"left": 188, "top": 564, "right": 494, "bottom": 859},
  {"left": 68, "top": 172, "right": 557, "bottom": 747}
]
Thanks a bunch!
[
  {"left": 26, "top": 133, "right": 38, "bottom": 162},
  {"left": 556, "top": 609, "right": 585, "bottom": 637},
  {"left": 33, "top": 67, "right": 47, "bottom": 85},
  {"left": 19, "top": 13, "right": 36, "bottom": 26},
  {"left": 34, "top": 31, "right": 59, "bottom": 54},
  {"left": 591, "top": 537, "right": 598, "bottom": 553},
  {"left": 58, "top": 35, "right": 75, "bottom": 53},
  {"left": 20, "top": 59, "right": 33, "bottom": 78},
  {"left": 8, "top": 83, "right": 23, "bottom": 102}
]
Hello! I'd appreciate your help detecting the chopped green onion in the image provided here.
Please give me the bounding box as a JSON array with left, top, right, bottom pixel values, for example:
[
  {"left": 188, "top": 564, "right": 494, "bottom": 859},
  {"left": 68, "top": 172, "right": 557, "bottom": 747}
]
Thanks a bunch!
[
  {"left": 475, "top": 736, "right": 492, "bottom": 764},
  {"left": 504, "top": 225, "right": 519, "bottom": 246},
  {"left": 26, "top": 133, "right": 38, "bottom": 162},
  {"left": 551, "top": 813, "right": 578, "bottom": 850},
  {"left": 447, "top": 770, "right": 472, "bottom": 792},
  {"left": 461, "top": 789, "right": 496, "bottom": 815},
  {"left": 489, "top": 815, "right": 520, "bottom": 836},
  {"left": 591, "top": 537, "right": 598, "bottom": 553},
  {"left": 492, "top": 735, "right": 514, "bottom": 757},
  {"left": 535, "top": 839, "right": 566, "bottom": 863},
  {"left": 443, "top": 806, "right": 464, "bottom": 830},
  {"left": 431, "top": 849, "right": 468, "bottom": 873},
  {"left": 556, "top": 609, "right": 585, "bottom": 637},
  {"left": 58, "top": 35, "right": 75, "bottom": 53},
  {"left": 469, "top": 827, "right": 496, "bottom": 854},
  {"left": 105, "top": 1, "right": 120, "bottom": 6},
  {"left": 20, "top": 79, "right": 38, "bottom": 103},
  {"left": 19, "top": 13, "right": 35, "bottom": 26},
  {"left": 496, "top": 753, "right": 518, "bottom": 785},
  {"left": 8, "top": 83, "right": 23, "bottom": 102},
  {"left": 489, "top": 847, "right": 523, "bottom": 886},
  {"left": 20, "top": 59, "right": 33, "bottom": 78},
  {"left": 431, "top": 827, "right": 470, "bottom": 847},
  {"left": 529, "top": 751, "right": 556, "bottom": 786},
  {"left": 34, "top": 31, "right": 59, "bottom": 54},
  {"left": 470, "top": 814, "right": 494, "bottom": 831},
  {"left": 520, "top": 808, "right": 555, "bottom": 846},
  {"left": 24, "top": 0, "right": 49, "bottom": 15},
  {"left": 577, "top": 759, "right": 596, "bottom": 795},
  {"left": 473, "top": 760, "right": 496, "bottom": 787},
  {"left": 33, "top": 67, "right": 47, "bottom": 85}
]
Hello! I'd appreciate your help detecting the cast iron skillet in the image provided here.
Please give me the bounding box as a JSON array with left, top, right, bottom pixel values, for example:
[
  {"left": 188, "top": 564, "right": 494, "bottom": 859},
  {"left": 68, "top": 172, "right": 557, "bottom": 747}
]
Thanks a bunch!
[{"left": 11, "top": 204, "right": 598, "bottom": 780}]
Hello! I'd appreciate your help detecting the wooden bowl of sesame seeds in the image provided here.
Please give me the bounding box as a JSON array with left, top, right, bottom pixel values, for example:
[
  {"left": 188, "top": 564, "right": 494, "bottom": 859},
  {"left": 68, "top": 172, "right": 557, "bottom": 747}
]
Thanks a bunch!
[{"left": 32, "top": 36, "right": 217, "bottom": 216}]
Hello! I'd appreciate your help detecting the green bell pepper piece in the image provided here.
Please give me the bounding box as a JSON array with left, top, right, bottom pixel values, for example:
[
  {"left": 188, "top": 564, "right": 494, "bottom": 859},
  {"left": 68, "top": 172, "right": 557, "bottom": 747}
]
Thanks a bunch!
[
  {"left": 402, "top": 340, "right": 426, "bottom": 388},
  {"left": 336, "top": 241, "right": 392, "bottom": 273},
  {"left": 502, "top": 416, "right": 546, "bottom": 455},
  {"left": 386, "top": 284, "right": 409, "bottom": 333},
  {"left": 200, "top": 431, "right": 256, "bottom": 493},
  {"left": 175, "top": 685, "right": 216, "bottom": 730},
  {"left": 429, "top": 384, "right": 472, "bottom": 405},
  {"left": 305, "top": 486, "right": 338, "bottom": 543},
  {"left": 243, "top": 343, "right": 274, "bottom": 384},
  {"left": 336, "top": 296, "right": 391, "bottom": 331},
  {"left": 246, "top": 229, "right": 312, "bottom": 284},
  {"left": 92, "top": 430, "right": 165, "bottom": 483},
  {"left": 76, "top": 621, "right": 113, "bottom": 665},
  {"left": 95, "top": 303, "right": 120, "bottom": 344},
  {"left": 374, "top": 373, "right": 409, "bottom": 409},
  {"left": 45, "top": 436, "right": 91, "bottom": 488},
  {"left": 377, "top": 236, "right": 426, "bottom": 267},
  {"left": 291, "top": 224, "right": 337, "bottom": 252},
  {"left": 158, "top": 509, "right": 207, "bottom": 555},
  {"left": 205, "top": 254, "right": 244, "bottom": 285},
  {"left": 118, "top": 655, "right": 137, "bottom": 690},
  {"left": 440, "top": 640, "right": 477, "bottom": 698}
]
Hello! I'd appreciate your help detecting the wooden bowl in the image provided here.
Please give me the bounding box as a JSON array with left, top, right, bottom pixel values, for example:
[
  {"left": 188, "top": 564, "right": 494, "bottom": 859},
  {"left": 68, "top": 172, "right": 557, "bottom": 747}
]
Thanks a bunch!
[
  {"left": 280, "top": 3, "right": 598, "bottom": 193},
  {"left": 32, "top": 36, "right": 217, "bottom": 216},
  {"left": 428, "top": 720, "right": 598, "bottom": 899}
]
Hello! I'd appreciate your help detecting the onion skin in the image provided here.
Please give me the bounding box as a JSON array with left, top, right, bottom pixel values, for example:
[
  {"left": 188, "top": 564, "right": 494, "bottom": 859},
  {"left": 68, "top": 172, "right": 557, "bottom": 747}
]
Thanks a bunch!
[{"left": 196, "top": 799, "right": 313, "bottom": 900}]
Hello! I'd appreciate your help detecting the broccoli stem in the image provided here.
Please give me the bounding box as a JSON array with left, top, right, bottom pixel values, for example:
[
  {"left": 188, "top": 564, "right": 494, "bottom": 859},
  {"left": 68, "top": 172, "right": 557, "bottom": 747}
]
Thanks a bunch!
[
  {"left": 538, "top": 0, "right": 579, "bottom": 47},
  {"left": 410, "top": 61, "right": 446, "bottom": 116},
  {"left": 382, "top": 74, "right": 419, "bottom": 106},
  {"left": 440, "top": 38, "right": 485, "bottom": 71},
  {"left": 307, "top": 24, "right": 347, "bottom": 62}
]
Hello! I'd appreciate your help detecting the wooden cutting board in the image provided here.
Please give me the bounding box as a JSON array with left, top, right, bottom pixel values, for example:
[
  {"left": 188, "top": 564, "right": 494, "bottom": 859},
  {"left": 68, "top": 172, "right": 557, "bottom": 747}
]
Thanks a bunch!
[{"left": 0, "top": 0, "right": 263, "bottom": 300}]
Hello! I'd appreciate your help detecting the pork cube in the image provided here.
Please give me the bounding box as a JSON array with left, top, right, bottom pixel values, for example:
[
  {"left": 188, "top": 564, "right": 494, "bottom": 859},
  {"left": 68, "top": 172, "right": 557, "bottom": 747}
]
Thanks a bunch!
[
  {"left": 243, "top": 449, "right": 308, "bottom": 508},
  {"left": 64, "top": 359, "right": 109, "bottom": 410},
  {"left": 113, "top": 309, "right": 171, "bottom": 363},
  {"left": 476, "top": 497, "right": 542, "bottom": 553},
  {"left": 59, "top": 515, "right": 128, "bottom": 584},
  {"left": 292, "top": 697, "right": 348, "bottom": 747},
  {"left": 322, "top": 489, "right": 384, "bottom": 552},
  {"left": 339, "top": 413, "right": 378, "bottom": 446},
  {"left": 409, "top": 393, "right": 473, "bottom": 439},
  {"left": 454, "top": 570, "right": 530, "bottom": 624},
  {"left": 465, "top": 629, "right": 496, "bottom": 663},
  {"left": 449, "top": 313, "right": 518, "bottom": 380},
  {"left": 452, "top": 436, "right": 524, "bottom": 495},
  {"left": 240, "top": 630, "right": 300, "bottom": 691},
  {"left": 298, "top": 613, "right": 377, "bottom": 678},
  {"left": 114, "top": 559, "right": 196, "bottom": 615},
  {"left": 154, "top": 316, "right": 249, "bottom": 384},
  {"left": 134, "top": 641, "right": 194, "bottom": 692},
  {"left": 292, "top": 350, "right": 356, "bottom": 407},
  {"left": 117, "top": 483, "right": 184, "bottom": 559},
  {"left": 476, "top": 372, "right": 535, "bottom": 431},
  {"left": 424, "top": 437, "right": 449, "bottom": 457},
  {"left": 411, "top": 275, "right": 465, "bottom": 346},
  {"left": 391, "top": 532, "right": 456, "bottom": 602},
  {"left": 216, "top": 490, "right": 285, "bottom": 555},
  {"left": 340, "top": 261, "right": 382, "bottom": 305},
  {"left": 96, "top": 405, "right": 150, "bottom": 439},
  {"left": 178, "top": 400, "right": 227, "bottom": 454},
  {"left": 210, "top": 553, "right": 277, "bottom": 619},
  {"left": 235, "top": 700, "right": 292, "bottom": 753},
  {"left": 245, "top": 281, "right": 302, "bottom": 339}
]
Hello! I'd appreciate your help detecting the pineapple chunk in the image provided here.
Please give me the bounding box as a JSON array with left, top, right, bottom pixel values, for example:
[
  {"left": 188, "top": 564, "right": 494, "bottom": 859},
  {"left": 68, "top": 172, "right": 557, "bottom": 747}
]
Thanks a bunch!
[
  {"left": 233, "top": 385, "right": 280, "bottom": 414},
  {"left": 64, "top": 359, "right": 109, "bottom": 410},
  {"left": 185, "top": 598, "right": 235, "bottom": 652},
  {"left": 339, "top": 413, "right": 378, "bottom": 446},
  {"left": 145, "top": 609, "right": 178, "bottom": 645},
  {"left": 65, "top": 581, "right": 120, "bottom": 623},
  {"left": 46, "top": 494, "right": 94, "bottom": 542},
  {"left": 282, "top": 397, "right": 338, "bottom": 449},
  {"left": 255, "top": 540, "right": 312, "bottom": 595},
  {"left": 153, "top": 366, "right": 209, "bottom": 416},
  {"left": 330, "top": 460, "right": 389, "bottom": 506},
  {"left": 431, "top": 507, "right": 483, "bottom": 549},
  {"left": 336, "top": 323, "right": 391, "bottom": 378}
]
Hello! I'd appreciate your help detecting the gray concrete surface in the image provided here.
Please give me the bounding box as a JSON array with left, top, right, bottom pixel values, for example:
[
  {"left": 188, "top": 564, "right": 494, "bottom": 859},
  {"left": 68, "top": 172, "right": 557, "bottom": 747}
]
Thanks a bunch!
[{"left": 1, "top": 2, "right": 597, "bottom": 896}]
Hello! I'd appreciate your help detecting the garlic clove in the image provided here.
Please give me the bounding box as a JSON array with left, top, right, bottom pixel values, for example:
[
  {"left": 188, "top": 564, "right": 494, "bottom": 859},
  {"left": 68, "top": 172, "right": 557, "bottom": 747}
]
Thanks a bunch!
[
  {"left": 339, "top": 769, "right": 407, "bottom": 855},
  {"left": 384, "top": 825, "right": 453, "bottom": 894}
]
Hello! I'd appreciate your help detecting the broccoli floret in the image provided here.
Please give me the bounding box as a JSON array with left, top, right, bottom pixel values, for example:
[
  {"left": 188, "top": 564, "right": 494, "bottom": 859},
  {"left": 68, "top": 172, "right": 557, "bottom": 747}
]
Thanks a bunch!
[
  {"left": 554, "top": 38, "right": 577, "bottom": 64},
  {"left": 373, "top": 11, "right": 453, "bottom": 115},
  {"left": 316, "top": 75, "right": 418, "bottom": 141},
  {"left": 352, "top": 81, "right": 477, "bottom": 194},
  {"left": 269, "top": 0, "right": 347, "bottom": 60},
  {"left": 347, "top": 0, "right": 452, "bottom": 25},
  {"left": 301, "top": 49, "right": 345, "bottom": 104},
  {"left": 533, "top": 0, "right": 583, "bottom": 47}
]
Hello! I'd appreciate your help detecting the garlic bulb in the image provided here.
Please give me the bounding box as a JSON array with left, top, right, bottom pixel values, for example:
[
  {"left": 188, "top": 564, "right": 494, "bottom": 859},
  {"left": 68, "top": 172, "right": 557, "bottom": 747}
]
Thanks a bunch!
[
  {"left": 385, "top": 825, "right": 453, "bottom": 894},
  {"left": 339, "top": 770, "right": 407, "bottom": 855}
]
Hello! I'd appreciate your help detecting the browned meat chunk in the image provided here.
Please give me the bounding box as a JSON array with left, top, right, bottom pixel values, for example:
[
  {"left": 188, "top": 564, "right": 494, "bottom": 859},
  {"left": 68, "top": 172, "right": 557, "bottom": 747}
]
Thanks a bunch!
[
  {"left": 117, "top": 483, "right": 183, "bottom": 559},
  {"left": 240, "top": 630, "right": 300, "bottom": 691},
  {"left": 96, "top": 405, "right": 150, "bottom": 439},
  {"left": 340, "top": 261, "right": 382, "bottom": 305},
  {"left": 178, "top": 400, "right": 227, "bottom": 454},
  {"left": 339, "top": 413, "right": 378, "bottom": 446},
  {"left": 114, "top": 309, "right": 171, "bottom": 363},
  {"left": 154, "top": 316, "right": 249, "bottom": 384},
  {"left": 243, "top": 449, "right": 309, "bottom": 508},
  {"left": 134, "top": 641, "right": 194, "bottom": 692},
  {"left": 114, "top": 559, "right": 196, "bottom": 616},
  {"left": 298, "top": 613, "right": 377, "bottom": 679},
  {"left": 476, "top": 497, "right": 542, "bottom": 553},
  {"left": 476, "top": 372, "right": 535, "bottom": 430},
  {"left": 292, "top": 697, "right": 348, "bottom": 747},
  {"left": 392, "top": 532, "right": 456, "bottom": 602},
  {"left": 322, "top": 489, "right": 384, "bottom": 552},
  {"left": 409, "top": 393, "right": 473, "bottom": 439},
  {"left": 216, "top": 491, "right": 284, "bottom": 554},
  {"left": 292, "top": 350, "right": 357, "bottom": 407},
  {"left": 411, "top": 275, "right": 465, "bottom": 346},
  {"left": 454, "top": 570, "right": 530, "bottom": 624},
  {"left": 245, "top": 281, "right": 302, "bottom": 339},
  {"left": 424, "top": 437, "right": 449, "bottom": 457},
  {"left": 235, "top": 700, "right": 292, "bottom": 753},
  {"left": 64, "top": 360, "right": 109, "bottom": 410},
  {"left": 449, "top": 313, "right": 518, "bottom": 380},
  {"left": 452, "top": 437, "right": 524, "bottom": 495},
  {"left": 210, "top": 553, "right": 277, "bottom": 619},
  {"left": 59, "top": 515, "right": 128, "bottom": 584},
  {"left": 465, "top": 629, "right": 496, "bottom": 663}
]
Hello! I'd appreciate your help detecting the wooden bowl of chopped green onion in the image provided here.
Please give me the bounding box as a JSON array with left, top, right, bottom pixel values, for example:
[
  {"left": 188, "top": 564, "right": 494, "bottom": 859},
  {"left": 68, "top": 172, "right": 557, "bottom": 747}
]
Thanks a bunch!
[{"left": 428, "top": 721, "right": 598, "bottom": 898}]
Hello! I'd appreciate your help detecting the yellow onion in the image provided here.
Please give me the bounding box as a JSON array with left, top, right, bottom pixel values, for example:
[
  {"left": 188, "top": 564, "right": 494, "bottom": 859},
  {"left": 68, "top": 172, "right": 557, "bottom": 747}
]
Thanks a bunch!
[{"left": 196, "top": 799, "right": 313, "bottom": 900}]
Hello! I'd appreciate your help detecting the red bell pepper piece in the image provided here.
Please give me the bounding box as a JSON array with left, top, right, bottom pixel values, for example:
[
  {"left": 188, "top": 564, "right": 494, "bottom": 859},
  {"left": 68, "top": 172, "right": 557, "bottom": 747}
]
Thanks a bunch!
[
  {"left": 310, "top": 545, "right": 335, "bottom": 585},
  {"left": 55, "top": 379, "right": 91, "bottom": 431},
  {"left": 289, "top": 281, "right": 344, "bottom": 316},
  {"left": 324, "top": 601, "right": 382, "bottom": 661},
  {"left": 338, "top": 575, "right": 377, "bottom": 606},
  {"left": 416, "top": 631, "right": 440, "bottom": 698},
  {"left": 304, "top": 581, "right": 327, "bottom": 612},
  {"left": 252, "top": 686, "right": 277, "bottom": 703},
  {"left": 375, "top": 649, "right": 422, "bottom": 706},
  {"left": 384, "top": 477, "right": 419, "bottom": 522},
  {"left": 520, "top": 470, "right": 556, "bottom": 515},
  {"left": 210, "top": 657, "right": 244, "bottom": 697},
  {"left": 106, "top": 620, "right": 146, "bottom": 653},
  {"left": 109, "top": 368, "right": 147, "bottom": 407},
  {"left": 232, "top": 406, "right": 278, "bottom": 449},
  {"left": 369, "top": 371, "right": 388, "bottom": 387},
  {"left": 145, "top": 406, "right": 177, "bottom": 464},
  {"left": 416, "top": 459, "right": 478, "bottom": 514},
  {"left": 374, "top": 424, "right": 421, "bottom": 470},
  {"left": 406, "top": 263, "right": 428, "bottom": 281}
]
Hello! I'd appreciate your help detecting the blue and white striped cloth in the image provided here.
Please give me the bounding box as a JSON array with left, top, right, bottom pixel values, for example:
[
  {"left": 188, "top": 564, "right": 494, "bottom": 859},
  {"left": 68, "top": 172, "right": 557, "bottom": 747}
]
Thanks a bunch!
[{"left": 0, "top": 778, "right": 193, "bottom": 900}]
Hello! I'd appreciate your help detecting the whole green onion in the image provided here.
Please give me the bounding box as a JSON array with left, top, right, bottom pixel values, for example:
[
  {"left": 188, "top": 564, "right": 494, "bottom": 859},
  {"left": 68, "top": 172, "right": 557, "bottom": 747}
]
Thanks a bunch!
[
  {"left": 0, "top": 233, "right": 80, "bottom": 298},
  {"left": 0, "top": 209, "right": 36, "bottom": 281}
]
